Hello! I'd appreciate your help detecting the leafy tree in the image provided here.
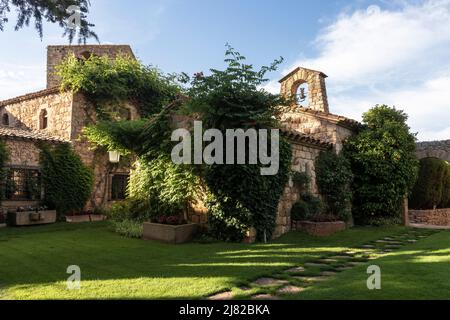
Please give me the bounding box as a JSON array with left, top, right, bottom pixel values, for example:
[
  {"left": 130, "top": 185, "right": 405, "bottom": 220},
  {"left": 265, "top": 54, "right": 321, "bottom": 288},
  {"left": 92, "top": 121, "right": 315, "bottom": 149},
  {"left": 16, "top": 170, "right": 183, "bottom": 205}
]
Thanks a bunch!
[
  {"left": 185, "top": 45, "right": 292, "bottom": 241},
  {"left": 0, "top": 0, "right": 97, "bottom": 43},
  {"left": 344, "top": 105, "right": 418, "bottom": 225},
  {"left": 315, "top": 151, "right": 353, "bottom": 220},
  {"left": 39, "top": 143, "right": 94, "bottom": 216},
  {"left": 410, "top": 158, "right": 450, "bottom": 209}
]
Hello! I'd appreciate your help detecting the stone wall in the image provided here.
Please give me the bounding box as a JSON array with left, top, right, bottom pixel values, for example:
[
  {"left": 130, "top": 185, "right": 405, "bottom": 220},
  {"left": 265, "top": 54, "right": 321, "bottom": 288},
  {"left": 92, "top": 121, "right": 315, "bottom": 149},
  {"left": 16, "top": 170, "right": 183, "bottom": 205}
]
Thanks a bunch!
[
  {"left": 409, "top": 209, "right": 450, "bottom": 226},
  {"left": 47, "top": 45, "right": 135, "bottom": 88},
  {"left": 4, "top": 139, "right": 41, "bottom": 167},
  {"left": 273, "top": 141, "right": 324, "bottom": 239},
  {"left": 1, "top": 91, "right": 73, "bottom": 141},
  {"left": 281, "top": 111, "right": 354, "bottom": 153},
  {"left": 416, "top": 140, "right": 450, "bottom": 163}
]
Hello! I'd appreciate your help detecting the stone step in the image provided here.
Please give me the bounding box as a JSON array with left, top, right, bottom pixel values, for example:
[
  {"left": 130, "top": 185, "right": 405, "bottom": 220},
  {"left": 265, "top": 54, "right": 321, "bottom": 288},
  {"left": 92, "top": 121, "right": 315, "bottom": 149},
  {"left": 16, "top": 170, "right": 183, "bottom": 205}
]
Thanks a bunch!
[
  {"left": 293, "top": 276, "right": 328, "bottom": 283},
  {"left": 304, "top": 262, "right": 330, "bottom": 268}
]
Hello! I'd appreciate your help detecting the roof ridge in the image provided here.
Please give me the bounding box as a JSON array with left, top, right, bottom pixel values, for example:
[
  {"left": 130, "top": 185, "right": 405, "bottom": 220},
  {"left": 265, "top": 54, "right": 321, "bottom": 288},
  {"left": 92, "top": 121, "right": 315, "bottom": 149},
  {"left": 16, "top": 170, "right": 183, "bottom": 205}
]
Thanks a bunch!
[
  {"left": 0, "top": 87, "right": 61, "bottom": 107},
  {"left": 0, "top": 126, "right": 68, "bottom": 143}
]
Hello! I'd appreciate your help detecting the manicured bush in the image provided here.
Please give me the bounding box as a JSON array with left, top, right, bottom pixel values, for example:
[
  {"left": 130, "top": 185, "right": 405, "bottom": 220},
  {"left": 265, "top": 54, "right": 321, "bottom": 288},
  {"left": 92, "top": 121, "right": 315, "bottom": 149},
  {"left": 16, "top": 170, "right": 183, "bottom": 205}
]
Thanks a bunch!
[
  {"left": 315, "top": 151, "right": 353, "bottom": 220},
  {"left": 39, "top": 143, "right": 94, "bottom": 217},
  {"left": 409, "top": 158, "right": 450, "bottom": 209},
  {"left": 291, "top": 193, "right": 324, "bottom": 222},
  {"left": 344, "top": 105, "right": 418, "bottom": 225},
  {"left": 291, "top": 201, "right": 310, "bottom": 221}
]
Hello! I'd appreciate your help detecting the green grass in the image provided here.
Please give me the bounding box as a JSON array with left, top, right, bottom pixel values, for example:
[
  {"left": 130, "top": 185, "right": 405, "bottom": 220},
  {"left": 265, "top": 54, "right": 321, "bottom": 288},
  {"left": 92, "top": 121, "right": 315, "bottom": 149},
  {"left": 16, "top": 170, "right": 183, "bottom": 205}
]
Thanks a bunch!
[
  {"left": 284, "top": 229, "right": 450, "bottom": 300},
  {"left": 0, "top": 222, "right": 447, "bottom": 300}
]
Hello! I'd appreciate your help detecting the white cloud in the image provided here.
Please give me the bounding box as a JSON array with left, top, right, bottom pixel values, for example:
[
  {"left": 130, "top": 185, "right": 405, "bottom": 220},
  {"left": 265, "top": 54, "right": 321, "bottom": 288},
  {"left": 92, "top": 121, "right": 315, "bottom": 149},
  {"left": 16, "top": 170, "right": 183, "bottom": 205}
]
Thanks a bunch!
[
  {"left": 0, "top": 64, "right": 45, "bottom": 101},
  {"left": 278, "top": 0, "right": 450, "bottom": 141}
]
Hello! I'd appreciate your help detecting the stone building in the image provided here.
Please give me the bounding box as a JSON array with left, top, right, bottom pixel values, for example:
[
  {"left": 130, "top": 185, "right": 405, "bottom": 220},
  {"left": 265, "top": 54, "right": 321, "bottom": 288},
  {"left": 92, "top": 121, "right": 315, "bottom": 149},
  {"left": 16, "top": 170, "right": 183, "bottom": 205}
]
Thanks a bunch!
[
  {"left": 0, "top": 44, "right": 359, "bottom": 238},
  {"left": 0, "top": 45, "right": 138, "bottom": 210}
]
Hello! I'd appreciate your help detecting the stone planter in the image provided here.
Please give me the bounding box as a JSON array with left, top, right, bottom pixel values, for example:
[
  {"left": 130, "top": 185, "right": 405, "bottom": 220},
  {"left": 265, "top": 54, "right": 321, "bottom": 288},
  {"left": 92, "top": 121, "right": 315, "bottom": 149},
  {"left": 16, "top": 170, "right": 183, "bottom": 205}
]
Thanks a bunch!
[
  {"left": 294, "top": 221, "right": 346, "bottom": 237},
  {"left": 65, "top": 214, "right": 107, "bottom": 223},
  {"left": 0, "top": 223, "right": 6, "bottom": 228},
  {"left": 143, "top": 222, "right": 198, "bottom": 244},
  {"left": 8, "top": 210, "right": 57, "bottom": 226}
]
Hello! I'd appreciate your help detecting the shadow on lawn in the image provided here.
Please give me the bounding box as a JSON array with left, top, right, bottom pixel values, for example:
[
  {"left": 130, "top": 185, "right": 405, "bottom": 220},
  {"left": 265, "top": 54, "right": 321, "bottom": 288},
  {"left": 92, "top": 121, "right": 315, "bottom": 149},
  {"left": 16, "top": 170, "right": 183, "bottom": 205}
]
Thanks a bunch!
[{"left": 0, "top": 222, "right": 421, "bottom": 298}]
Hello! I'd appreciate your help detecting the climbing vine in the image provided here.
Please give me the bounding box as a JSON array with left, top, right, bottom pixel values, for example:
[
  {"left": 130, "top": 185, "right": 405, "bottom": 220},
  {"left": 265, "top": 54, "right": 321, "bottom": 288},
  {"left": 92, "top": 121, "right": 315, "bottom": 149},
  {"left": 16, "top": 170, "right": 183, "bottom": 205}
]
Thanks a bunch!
[
  {"left": 56, "top": 54, "right": 181, "bottom": 118},
  {"left": 39, "top": 143, "right": 94, "bottom": 217}
]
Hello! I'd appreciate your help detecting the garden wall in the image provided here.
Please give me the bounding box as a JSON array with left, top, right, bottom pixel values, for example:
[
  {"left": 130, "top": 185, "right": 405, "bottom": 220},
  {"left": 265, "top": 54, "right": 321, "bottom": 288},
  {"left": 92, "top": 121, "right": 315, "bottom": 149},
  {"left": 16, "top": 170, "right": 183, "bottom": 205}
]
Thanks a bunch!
[{"left": 409, "top": 209, "right": 450, "bottom": 226}]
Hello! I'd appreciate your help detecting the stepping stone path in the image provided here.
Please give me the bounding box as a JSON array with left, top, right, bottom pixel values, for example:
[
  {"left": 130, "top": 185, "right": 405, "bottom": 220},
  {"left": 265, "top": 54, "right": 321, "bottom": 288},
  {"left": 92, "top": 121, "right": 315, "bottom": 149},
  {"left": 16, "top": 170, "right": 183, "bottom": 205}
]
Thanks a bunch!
[{"left": 207, "top": 228, "right": 440, "bottom": 300}]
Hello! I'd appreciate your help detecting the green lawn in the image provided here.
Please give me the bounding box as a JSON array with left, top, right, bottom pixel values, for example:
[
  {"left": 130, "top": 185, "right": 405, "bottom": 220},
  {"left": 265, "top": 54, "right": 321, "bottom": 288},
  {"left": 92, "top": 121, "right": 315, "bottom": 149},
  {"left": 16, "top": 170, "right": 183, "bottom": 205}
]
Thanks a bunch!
[{"left": 0, "top": 222, "right": 448, "bottom": 300}]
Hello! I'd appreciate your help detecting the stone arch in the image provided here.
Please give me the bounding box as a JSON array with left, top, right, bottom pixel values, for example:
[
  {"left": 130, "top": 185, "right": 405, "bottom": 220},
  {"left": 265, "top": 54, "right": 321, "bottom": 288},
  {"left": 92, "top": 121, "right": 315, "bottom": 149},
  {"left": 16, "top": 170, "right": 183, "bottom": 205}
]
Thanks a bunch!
[
  {"left": 279, "top": 67, "right": 329, "bottom": 113},
  {"left": 416, "top": 140, "right": 450, "bottom": 163}
]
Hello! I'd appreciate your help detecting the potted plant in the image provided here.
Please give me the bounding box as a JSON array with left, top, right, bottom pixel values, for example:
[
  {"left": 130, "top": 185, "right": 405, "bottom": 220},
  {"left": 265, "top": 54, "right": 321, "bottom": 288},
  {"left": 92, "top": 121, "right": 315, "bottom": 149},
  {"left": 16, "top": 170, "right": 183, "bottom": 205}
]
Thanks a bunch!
[{"left": 143, "top": 212, "right": 199, "bottom": 244}]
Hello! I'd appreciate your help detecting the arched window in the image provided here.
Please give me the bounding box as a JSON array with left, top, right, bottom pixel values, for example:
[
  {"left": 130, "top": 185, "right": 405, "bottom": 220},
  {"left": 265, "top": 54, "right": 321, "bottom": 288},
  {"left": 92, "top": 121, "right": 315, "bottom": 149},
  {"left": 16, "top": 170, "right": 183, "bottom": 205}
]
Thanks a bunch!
[
  {"left": 2, "top": 113, "right": 9, "bottom": 126},
  {"left": 78, "top": 51, "right": 94, "bottom": 60},
  {"left": 39, "top": 109, "right": 48, "bottom": 130},
  {"left": 295, "top": 82, "right": 309, "bottom": 107}
]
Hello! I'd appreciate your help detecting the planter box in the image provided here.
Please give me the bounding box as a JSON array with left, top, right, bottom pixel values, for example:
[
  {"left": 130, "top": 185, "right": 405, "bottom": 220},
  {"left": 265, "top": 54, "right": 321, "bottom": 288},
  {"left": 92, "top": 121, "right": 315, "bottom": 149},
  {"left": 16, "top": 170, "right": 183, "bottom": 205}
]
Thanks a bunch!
[
  {"left": 143, "top": 222, "right": 198, "bottom": 244},
  {"left": 65, "top": 215, "right": 107, "bottom": 223},
  {"left": 7, "top": 210, "right": 57, "bottom": 226},
  {"left": 295, "top": 221, "right": 346, "bottom": 237},
  {"left": 0, "top": 223, "right": 6, "bottom": 229}
]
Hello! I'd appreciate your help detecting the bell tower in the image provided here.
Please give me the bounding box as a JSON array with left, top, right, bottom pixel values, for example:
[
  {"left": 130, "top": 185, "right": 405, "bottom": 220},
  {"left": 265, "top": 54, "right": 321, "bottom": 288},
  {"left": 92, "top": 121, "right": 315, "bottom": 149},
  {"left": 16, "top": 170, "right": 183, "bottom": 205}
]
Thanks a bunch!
[{"left": 279, "top": 67, "right": 329, "bottom": 113}]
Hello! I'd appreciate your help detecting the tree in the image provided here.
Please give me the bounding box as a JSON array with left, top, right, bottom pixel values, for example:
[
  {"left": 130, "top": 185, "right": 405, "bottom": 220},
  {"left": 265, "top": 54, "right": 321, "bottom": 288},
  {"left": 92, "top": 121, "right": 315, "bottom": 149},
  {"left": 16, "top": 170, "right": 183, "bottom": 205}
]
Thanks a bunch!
[
  {"left": 0, "top": 0, "right": 97, "bottom": 43},
  {"left": 344, "top": 105, "right": 419, "bottom": 225}
]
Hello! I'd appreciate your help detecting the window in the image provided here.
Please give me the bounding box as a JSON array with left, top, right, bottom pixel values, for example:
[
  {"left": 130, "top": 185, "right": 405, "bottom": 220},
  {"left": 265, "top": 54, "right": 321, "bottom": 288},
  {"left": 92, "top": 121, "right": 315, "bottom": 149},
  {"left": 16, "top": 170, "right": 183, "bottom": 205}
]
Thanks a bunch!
[
  {"left": 39, "top": 109, "right": 48, "bottom": 129},
  {"left": 4, "top": 168, "right": 41, "bottom": 201},
  {"left": 110, "top": 174, "right": 129, "bottom": 200},
  {"left": 2, "top": 113, "right": 9, "bottom": 126}
]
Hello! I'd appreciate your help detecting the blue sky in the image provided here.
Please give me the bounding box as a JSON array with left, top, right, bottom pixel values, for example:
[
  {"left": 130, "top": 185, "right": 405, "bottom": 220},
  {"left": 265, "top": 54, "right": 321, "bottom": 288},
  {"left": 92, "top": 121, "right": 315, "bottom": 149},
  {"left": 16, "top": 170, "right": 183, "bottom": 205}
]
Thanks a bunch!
[{"left": 1, "top": 0, "right": 450, "bottom": 141}]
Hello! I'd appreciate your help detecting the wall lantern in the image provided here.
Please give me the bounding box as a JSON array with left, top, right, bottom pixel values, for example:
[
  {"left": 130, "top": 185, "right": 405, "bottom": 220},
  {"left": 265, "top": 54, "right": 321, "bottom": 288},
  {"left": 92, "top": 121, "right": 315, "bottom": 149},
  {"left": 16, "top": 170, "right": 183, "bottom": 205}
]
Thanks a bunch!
[{"left": 108, "top": 150, "right": 121, "bottom": 164}]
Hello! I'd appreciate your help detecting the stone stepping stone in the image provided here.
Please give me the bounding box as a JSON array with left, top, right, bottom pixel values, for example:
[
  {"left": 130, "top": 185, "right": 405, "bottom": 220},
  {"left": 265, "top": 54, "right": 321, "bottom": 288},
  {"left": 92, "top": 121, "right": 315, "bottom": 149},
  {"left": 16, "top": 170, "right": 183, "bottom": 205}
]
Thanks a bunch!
[
  {"left": 251, "top": 294, "right": 280, "bottom": 300},
  {"left": 277, "top": 285, "right": 304, "bottom": 295},
  {"left": 329, "top": 255, "right": 351, "bottom": 260},
  {"left": 359, "top": 245, "right": 376, "bottom": 249},
  {"left": 239, "top": 286, "right": 251, "bottom": 291},
  {"left": 293, "top": 276, "right": 328, "bottom": 283},
  {"left": 251, "top": 278, "right": 288, "bottom": 287},
  {"left": 406, "top": 239, "right": 418, "bottom": 243},
  {"left": 320, "top": 271, "right": 337, "bottom": 277},
  {"left": 383, "top": 237, "right": 395, "bottom": 241},
  {"left": 318, "top": 258, "right": 339, "bottom": 263},
  {"left": 286, "top": 266, "right": 306, "bottom": 274},
  {"left": 304, "top": 262, "right": 330, "bottom": 268},
  {"left": 382, "top": 249, "right": 394, "bottom": 253},
  {"left": 375, "top": 240, "right": 402, "bottom": 244},
  {"left": 208, "top": 291, "right": 234, "bottom": 300}
]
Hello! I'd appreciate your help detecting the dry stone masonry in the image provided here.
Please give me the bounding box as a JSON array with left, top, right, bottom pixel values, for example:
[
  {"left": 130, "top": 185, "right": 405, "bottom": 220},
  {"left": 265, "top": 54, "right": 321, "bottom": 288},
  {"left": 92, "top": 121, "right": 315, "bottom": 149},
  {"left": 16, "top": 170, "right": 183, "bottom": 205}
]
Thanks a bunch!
[{"left": 416, "top": 140, "right": 450, "bottom": 162}]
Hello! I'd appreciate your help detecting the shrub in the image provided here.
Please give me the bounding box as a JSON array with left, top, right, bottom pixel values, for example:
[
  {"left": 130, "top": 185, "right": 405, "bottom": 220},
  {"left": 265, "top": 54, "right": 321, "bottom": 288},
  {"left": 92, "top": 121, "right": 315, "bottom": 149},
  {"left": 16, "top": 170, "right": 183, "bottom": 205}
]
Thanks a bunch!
[
  {"left": 291, "top": 193, "right": 324, "bottom": 221},
  {"left": 344, "top": 105, "right": 418, "bottom": 225},
  {"left": 409, "top": 158, "right": 450, "bottom": 209},
  {"left": 291, "top": 201, "right": 310, "bottom": 221},
  {"left": 39, "top": 143, "right": 94, "bottom": 217},
  {"left": 291, "top": 171, "right": 311, "bottom": 190},
  {"left": 111, "top": 220, "right": 143, "bottom": 239},
  {"left": 315, "top": 151, "right": 353, "bottom": 220}
]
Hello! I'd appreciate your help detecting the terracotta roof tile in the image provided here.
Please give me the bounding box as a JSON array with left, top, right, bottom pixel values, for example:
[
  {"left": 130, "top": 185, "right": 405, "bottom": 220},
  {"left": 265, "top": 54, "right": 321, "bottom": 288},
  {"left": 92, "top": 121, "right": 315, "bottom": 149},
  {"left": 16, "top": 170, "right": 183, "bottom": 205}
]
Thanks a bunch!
[
  {"left": 0, "top": 87, "right": 60, "bottom": 107},
  {"left": 289, "top": 107, "right": 361, "bottom": 130},
  {"left": 0, "top": 126, "right": 68, "bottom": 143},
  {"left": 280, "top": 127, "right": 333, "bottom": 150}
]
